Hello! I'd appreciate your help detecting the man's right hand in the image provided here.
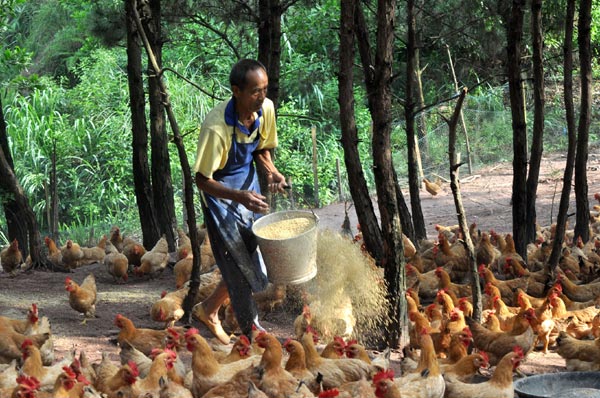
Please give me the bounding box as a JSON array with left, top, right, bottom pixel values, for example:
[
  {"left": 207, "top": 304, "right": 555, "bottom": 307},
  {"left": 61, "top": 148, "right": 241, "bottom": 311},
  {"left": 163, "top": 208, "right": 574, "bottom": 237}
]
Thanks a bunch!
[{"left": 238, "top": 190, "right": 269, "bottom": 214}]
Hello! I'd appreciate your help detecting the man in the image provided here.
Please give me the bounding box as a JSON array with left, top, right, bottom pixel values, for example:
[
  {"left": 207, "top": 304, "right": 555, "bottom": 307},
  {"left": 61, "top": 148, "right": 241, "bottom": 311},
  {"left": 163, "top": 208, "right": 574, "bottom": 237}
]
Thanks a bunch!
[{"left": 192, "top": 59, "right": 287, "bottom": 344}]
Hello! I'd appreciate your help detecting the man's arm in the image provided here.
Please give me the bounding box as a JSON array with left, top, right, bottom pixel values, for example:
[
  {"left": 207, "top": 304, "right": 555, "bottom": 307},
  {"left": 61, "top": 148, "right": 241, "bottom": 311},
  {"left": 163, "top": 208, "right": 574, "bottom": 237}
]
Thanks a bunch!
[
  {"left": 254, "top": 149, "right": 287, "bottom": 193},
  {"left": 195, "top": 172, "right": 270, "bottom": 214}
]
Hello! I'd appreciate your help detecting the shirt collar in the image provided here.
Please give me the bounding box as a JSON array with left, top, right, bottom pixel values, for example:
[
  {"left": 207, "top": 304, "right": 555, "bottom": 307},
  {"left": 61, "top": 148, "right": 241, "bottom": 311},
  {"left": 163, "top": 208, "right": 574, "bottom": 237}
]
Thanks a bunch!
[{"left": 225, "top": 98, "right": 263, "bottom": 136}]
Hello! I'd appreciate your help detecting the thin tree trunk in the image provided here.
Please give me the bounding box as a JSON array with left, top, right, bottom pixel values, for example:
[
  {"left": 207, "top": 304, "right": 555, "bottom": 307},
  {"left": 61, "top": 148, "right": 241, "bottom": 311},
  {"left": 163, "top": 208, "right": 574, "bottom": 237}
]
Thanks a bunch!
[
  {"left": 405, "top": 0, "right": 427, "bottom": 243},
  {"left": 526, "top": 0, "right": 545, "bottom": 244},
  {"left": 446, "top": 88, "right": 482, "bottom": 321},
  {"left": 574, "top": 0, "right": 592, "bottom": 242},
  {"left": 146, "top": 0, "right": 177, "bottom": 251},
  {"left": 125, "top": 0, "right": 160, "bottom": 249},
  {"left": 506, "top": 0, "right": 528, "bottom": 260},
  {"left": 258, "top": 0, "right": 282, "bottom": 111},
  {"left": 547, "top": 0, "right": 576, "bottom": 282}
]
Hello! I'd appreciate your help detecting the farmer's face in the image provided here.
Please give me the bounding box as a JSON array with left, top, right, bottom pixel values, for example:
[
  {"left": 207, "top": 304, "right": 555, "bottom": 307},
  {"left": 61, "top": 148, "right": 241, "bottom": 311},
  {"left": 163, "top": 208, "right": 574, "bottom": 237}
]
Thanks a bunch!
[{"left": 233, "top": 68, "right": 268, "bottom": 115}]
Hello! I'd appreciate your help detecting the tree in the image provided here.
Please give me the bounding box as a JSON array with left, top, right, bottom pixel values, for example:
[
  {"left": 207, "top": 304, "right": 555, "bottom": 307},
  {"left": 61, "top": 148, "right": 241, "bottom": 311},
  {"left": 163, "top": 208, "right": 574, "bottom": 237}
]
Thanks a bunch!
[
  {"left": 525, "top": 0, "right": 545, "bottom": 244},
  {"left": 574, "top": 0, "right": 592, "bottom": 242},
  {"left": 506, "top": 0, "right": 528, "bottom": 260},
  {"left": 125, "top": 0, "right": 161, "bottom": 249}
]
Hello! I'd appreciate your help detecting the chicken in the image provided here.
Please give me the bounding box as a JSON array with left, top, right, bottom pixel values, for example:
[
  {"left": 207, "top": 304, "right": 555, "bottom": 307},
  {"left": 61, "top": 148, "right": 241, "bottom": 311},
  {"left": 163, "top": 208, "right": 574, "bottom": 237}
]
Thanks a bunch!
[
  {"left": 173, "top": 257, "right": 193, "bottom": 289},
  {"left": 151, "top": 289, "right": 186, "bottom": 328},
  {"left": 441, "top": 352, "right": 489, "bottom": 382},
  {"left": 300, "top": 329, "right": 378, "bottom": 390},
  {"left": 94, "top": 355, "right": 139, "bottom": 398},
  {"left": 345, "top": 341, "right": 390, "bottom": 371},
  {"left": 465, "top": 315, "right": 535, "bottom": 366},
  {"left": 556, "top": 272, "right": 600, "bottom": 302},
  {"left": 407, "top": 264, "right": 439, "bottom": 301},
  {"left": 440, "top": 327, "right": 472, "bottom": 364},
  {"left": 20, "top": 339, "right": 74, "bottom": 389},
  {"left": 372, "top": 369, "right": 402, "bottom": 398},
  {"left": 61, "top": 240, "right": 85, "bottom": 269},
  {"left": 109, "top": 225, "right": 124, "bottom": 253},
  {"left": 423, "top": 177, "right": 442, "bottom": 196},
  {"left": 394, "top": 330, "right": 445, "bottom": 398},
  {"left": 282, "top": 338, "right": 320, "bottom": 395},
  {"left": 0, "top": 318, "right": 51, "bottom": 364},
  {"left": 444, "top": 347, "right": 524, "bottom": 398},
  {"left": 104, "top": 240, "right": 129, "bottom": 284},
  {"left": 185, "top": 328, "right": 260, "bottom": 398},
  {"left": 549, "top": 293, "right": 599, "bottom": 324},
  {"left": 254, "top": 283, "right": 287, "bottom": 316},
  {"left": 1, "top": 239, "right": 23, "bottom": 275},
  {"left": 253, "top": 331, "right": 315, "bottom": 398},
  {"left": 320, "top": 336, "right": 346, "bottom": 359},
  {"left": 119, "top": 333, "right": 186, "bottom": 382},
  {"left": 122, "top": 236, "right": 146, "bottom": 267},
  {"left": 478, "top": 265, "right": 528, "bottom": 306},
  {"left": 556, "top": 330, "right": 600, "bottom": 362},
  {"left": 65, "top": 274, "right": 97, "bottom": 323},
  {"left": 158, "top": 375, "right": 194, "bottom": 398},
  {"left": 25, "top": 311, "right": 54, "bottom": 367},
  {"left": 176, "top": 228, "right": 192, "bottom": 262},
  {"left": 475, "top": 232, "right": 500, "bottom": 268},
  {"left": 80, "top": 235, "right": 107, "bottom": 265},
  {"left": 114, "top": 313, "right": 184, "bottom": 357},
  {"left": 435, "top": 267, "right": 471, "bottom": 298},
  {"left": 44, "top": 236, "right": 63, "bottom": 268},
  {"left": 217, "top": 335, "right": 254, "bottom": 364},
  {"left": 135, "top": 236, "right": 169, "bottom": 278},
  {"left": 0, "top": 359, "right": 18, "bottom": 390},
  {"left": 131, "top": 349, "right": 178, "bottom": 396}
]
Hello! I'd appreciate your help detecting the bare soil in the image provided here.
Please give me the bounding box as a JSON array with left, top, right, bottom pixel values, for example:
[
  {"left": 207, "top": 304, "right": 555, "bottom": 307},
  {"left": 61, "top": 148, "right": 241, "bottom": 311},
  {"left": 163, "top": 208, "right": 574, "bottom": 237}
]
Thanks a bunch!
[{"left": 2, "top": 152, "right": 600, "bottom": 381}]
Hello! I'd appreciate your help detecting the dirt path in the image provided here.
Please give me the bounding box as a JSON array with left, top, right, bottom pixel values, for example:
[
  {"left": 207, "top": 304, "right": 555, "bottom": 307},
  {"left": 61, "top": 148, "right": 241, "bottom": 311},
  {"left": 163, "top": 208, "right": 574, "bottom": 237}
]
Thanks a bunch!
[{"left": 1, "top": 152, "right": 600, "bottom": 380}]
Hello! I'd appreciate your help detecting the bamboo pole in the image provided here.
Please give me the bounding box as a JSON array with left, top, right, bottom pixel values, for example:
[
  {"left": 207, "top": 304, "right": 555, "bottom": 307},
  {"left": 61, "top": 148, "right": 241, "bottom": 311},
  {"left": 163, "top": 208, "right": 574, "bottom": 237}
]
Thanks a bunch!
[{"left": 311, "top": 125, "right": 320, "bottom": 208}]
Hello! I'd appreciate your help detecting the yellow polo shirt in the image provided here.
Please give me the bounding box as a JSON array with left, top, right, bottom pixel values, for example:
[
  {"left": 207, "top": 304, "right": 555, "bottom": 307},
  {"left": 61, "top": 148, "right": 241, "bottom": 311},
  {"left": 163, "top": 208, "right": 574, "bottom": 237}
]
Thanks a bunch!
[{"left": 193, "top": 98, "right": 277, "bottom": 179}]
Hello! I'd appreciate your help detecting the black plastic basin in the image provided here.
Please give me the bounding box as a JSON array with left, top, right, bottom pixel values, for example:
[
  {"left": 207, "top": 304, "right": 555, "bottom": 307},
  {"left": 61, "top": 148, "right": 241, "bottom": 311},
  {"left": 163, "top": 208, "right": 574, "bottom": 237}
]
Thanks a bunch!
[{"left": 514, "top": 372, "right": 600, "bottom": 398}]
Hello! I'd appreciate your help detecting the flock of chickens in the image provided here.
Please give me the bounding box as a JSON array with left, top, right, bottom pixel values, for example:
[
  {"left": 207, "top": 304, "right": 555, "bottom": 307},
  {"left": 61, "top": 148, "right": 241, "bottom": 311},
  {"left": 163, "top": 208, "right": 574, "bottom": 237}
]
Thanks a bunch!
[{"left": 3, "top": 202, "right": 600, "bottom": 397}]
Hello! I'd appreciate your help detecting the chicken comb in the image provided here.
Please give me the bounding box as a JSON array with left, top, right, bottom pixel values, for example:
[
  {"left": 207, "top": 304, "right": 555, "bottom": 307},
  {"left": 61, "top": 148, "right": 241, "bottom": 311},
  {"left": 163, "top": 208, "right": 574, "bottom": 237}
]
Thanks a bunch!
[
  {"left": 462, "top": 327, "right": 473, "bottom": 337},
  {"left": 318, "top": 389, "right": 340, "bottom": 397},
  {"left": 479, "top": 351, "right": 490, "bottom": 364},
  {"left": 166, "top": 328, "right": 180, "bottom": 339},
  {"left": 238, "top": 335, "right": 251, "bottom": 346},
  {"left": 65, "top": 277, "right": 72, "bottom": 283},
  {"left": 149, "top": 348, "right": 163, "bottom": 359},
  {"left": 16, "top": 375, "right": 41, "bottom": 390},
  {"left": 127, "top": 360, "right": 140, "bottom": 377},
  {"left": 334, "top": 336, "right": 346, "bottom": 346},
  {"left": 251, "top": 324, "right": 258, "bottom": 331},
  {"left": 478, "top": 264, "right": 486, "bottom": 273},
  {"left": 419, "top": 327, "right": 429, "bottom": 335},
  {"left": 185, "top": 327, "right": 200, "bottom": 338},
  {"left": 373, "top": 369, "right": 395, "bottom": 384},
  {"left": 491, "top": 295, "right": 500, "bottom": 304},
  {"left": 163, "top": 348, "right": 177, "bottom": 360},
  {"left": 21, "top": 339, "right": 34, "bottom": 349},
  {"left": 161, "top": 290, "right": 168, "bottom": 298},
  {"left": 62, "top": 366, "right": 77, "bottom": 379},
  {"left": 458, "top": 297, "right": 468, "bottom": 303},
  {"left": 283, "top": 337, "right": 293, "bottom": 348},
  {"left": 425, "top": 303, "right": 437, "bottom": 313},
  {"left": 31, "top": 303, "right": 38, "bottom": 313},
  {"left": 513, "top": 346, "right": 525, "bottom": 358}
]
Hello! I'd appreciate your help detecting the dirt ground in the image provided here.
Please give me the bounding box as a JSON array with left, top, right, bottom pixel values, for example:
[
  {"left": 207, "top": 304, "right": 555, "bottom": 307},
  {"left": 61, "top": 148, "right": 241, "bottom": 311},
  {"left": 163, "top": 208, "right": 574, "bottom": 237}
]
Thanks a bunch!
[{"left": 2, "top": 152, "right": 600, "bottom": 384}]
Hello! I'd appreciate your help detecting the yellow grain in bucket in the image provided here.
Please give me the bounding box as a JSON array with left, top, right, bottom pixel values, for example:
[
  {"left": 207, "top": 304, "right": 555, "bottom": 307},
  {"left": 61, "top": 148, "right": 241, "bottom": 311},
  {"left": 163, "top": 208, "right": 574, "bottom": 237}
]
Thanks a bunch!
[{"left": 252, "top": 210, "right": 319, "bottom": 285}]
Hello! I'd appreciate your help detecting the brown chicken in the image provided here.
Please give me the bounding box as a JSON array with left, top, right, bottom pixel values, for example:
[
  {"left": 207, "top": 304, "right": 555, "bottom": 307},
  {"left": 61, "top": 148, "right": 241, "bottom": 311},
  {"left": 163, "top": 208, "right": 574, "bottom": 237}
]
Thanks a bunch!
[
  {"left": 435, "top": 267, "right": 471, "bottom": 298},
  {"left": 114, "top": 313, "right": 183, "bottom": 357},
  {"left": 185, "top": 328, "right": 260, "bottom": 398},
  {"left": 407, "top": 264, "right": 439, "bottom": 301},
  {"left": 135, "top": 236, "right": 169, "bottom": 278},
  {"left": 282, "top": 338, "right": 320, "bottom": 395},
  {"left": 109, "top": 225, "right": 124, "bottom": 252},
  {"left": 441, "top": 352, "right": 489, "bottom": 382},
  {"left": 176, "top": 228, "right": 192, "bottom": 262},
  {"left": 150, "top": 289, "right": 186, "bottom": 328},
  {"left": 104, "top": 240, "right": 129, "bottom": 284},
  {"left": 0, "top": 324, "right": 50, "bottom": 364},
  {"left": 475, "top": 232, "right": 500, "bottom": 268},
  {"left": 300, "top": 328, "right": 378, "bottom": 390},
  {"left": 129, "top": 349, "right": 178, "bottom": 396},
  {"left": 94, "top": 353, "right": 139, "bottom": 397},
  {"left": 1, "top": 239, "right": 23, "bottom": 274},
  {"left": 423, "top": 177, "right": 442, "bottom": 196},
  {"left": 61, "top": 240, "right": 85, "bottom": 269},
  {"left": 173, "top": 257, "right": 193, "bottom": 289},
  {"left": 478, "top": 265, "right": 528, "bottom": 306},
  {"left": 20, "top": 339, "right": 74, "bottom": 389},
  {"left": 44, "top": 236, "right": 63, "bottom": 268},
  {"left": 465, "top": 315, "right": 535, "bottom": 366},
  {"left": 80, "top": 235, "right": 107, "bottom": 265},
  {"left": 556, "top": 272, "right": 600, "bottom": 302},
  {"left": 556, "top": 331, "right": 600, "bottom": 371},
  {"left": 320, "top": 336, "right": 347, "bottom": 359},
  {"left": 65, "top": 274, "right": 97, "bottom": 323},
  {"left": 122, "top": 236, "right": 146, "bottom": 267},
  {"left": 444, "top": 347, "right": 524, "bottom": 398},
  {"left": 254, "top": 331, "right": 315, "bottom": 398}
]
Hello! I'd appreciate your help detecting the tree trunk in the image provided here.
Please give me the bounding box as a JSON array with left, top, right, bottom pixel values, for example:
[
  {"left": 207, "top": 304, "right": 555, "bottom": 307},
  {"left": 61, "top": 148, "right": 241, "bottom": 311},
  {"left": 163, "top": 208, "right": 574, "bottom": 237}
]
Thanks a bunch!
[
  {"left": 547, "top": 0, "right": 576, "bottom": 281},
  {"left": 257, "top": 0, "right": 282, "bottom": 111},
  {"left": 506, "top": 0, "right": 528, "bottom": 260},
  {"left": 125, "top": 0, "right": 161, "bottom": 249},
  {"left": 574, "top": 0, "right": 592, "bottom": 242},
  {"left": 0, "top": 98, "right": 26, "bottom": 255},
  {"left": 526, "top": 0, "right": 545, "bottom": 245},
  {"left": 405, "top": 0, "right": 427, "bottom": 243},
  {"left": 146, "top": 0, "right": 177, "bottom": 251}
]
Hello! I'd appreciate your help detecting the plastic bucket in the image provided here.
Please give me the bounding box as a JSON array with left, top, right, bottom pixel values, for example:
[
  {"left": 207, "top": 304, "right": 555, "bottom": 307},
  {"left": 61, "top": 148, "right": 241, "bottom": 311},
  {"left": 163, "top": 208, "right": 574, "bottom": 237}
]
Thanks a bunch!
[{"left": 252, "top": 210, "right": 319, "bottom": 285}]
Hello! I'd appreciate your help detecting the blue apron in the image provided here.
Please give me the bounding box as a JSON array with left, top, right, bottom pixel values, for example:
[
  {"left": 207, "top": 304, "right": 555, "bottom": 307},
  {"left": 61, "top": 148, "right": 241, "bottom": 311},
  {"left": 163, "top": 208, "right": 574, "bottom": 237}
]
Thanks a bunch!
[{"left": 201, "top": 106, "right": 269, "bottom": 296}]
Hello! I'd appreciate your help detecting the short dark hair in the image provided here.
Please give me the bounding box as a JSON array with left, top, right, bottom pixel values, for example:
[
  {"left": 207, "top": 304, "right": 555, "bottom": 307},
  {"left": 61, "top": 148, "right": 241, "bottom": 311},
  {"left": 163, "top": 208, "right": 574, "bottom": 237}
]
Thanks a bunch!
[{"left": 229, "top": 59, "right": 267, "bottom": 90}]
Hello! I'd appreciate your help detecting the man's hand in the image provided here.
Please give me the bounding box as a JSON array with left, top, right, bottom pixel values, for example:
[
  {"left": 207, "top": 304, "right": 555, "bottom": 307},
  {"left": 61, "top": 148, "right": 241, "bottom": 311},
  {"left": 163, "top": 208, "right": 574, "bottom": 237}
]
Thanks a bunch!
[
  {"left": 238, "top": 190, "right": 270, "bottom": 214},
  {"left": 267, "top": 171, "right": 288, "bottom": 194}
]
